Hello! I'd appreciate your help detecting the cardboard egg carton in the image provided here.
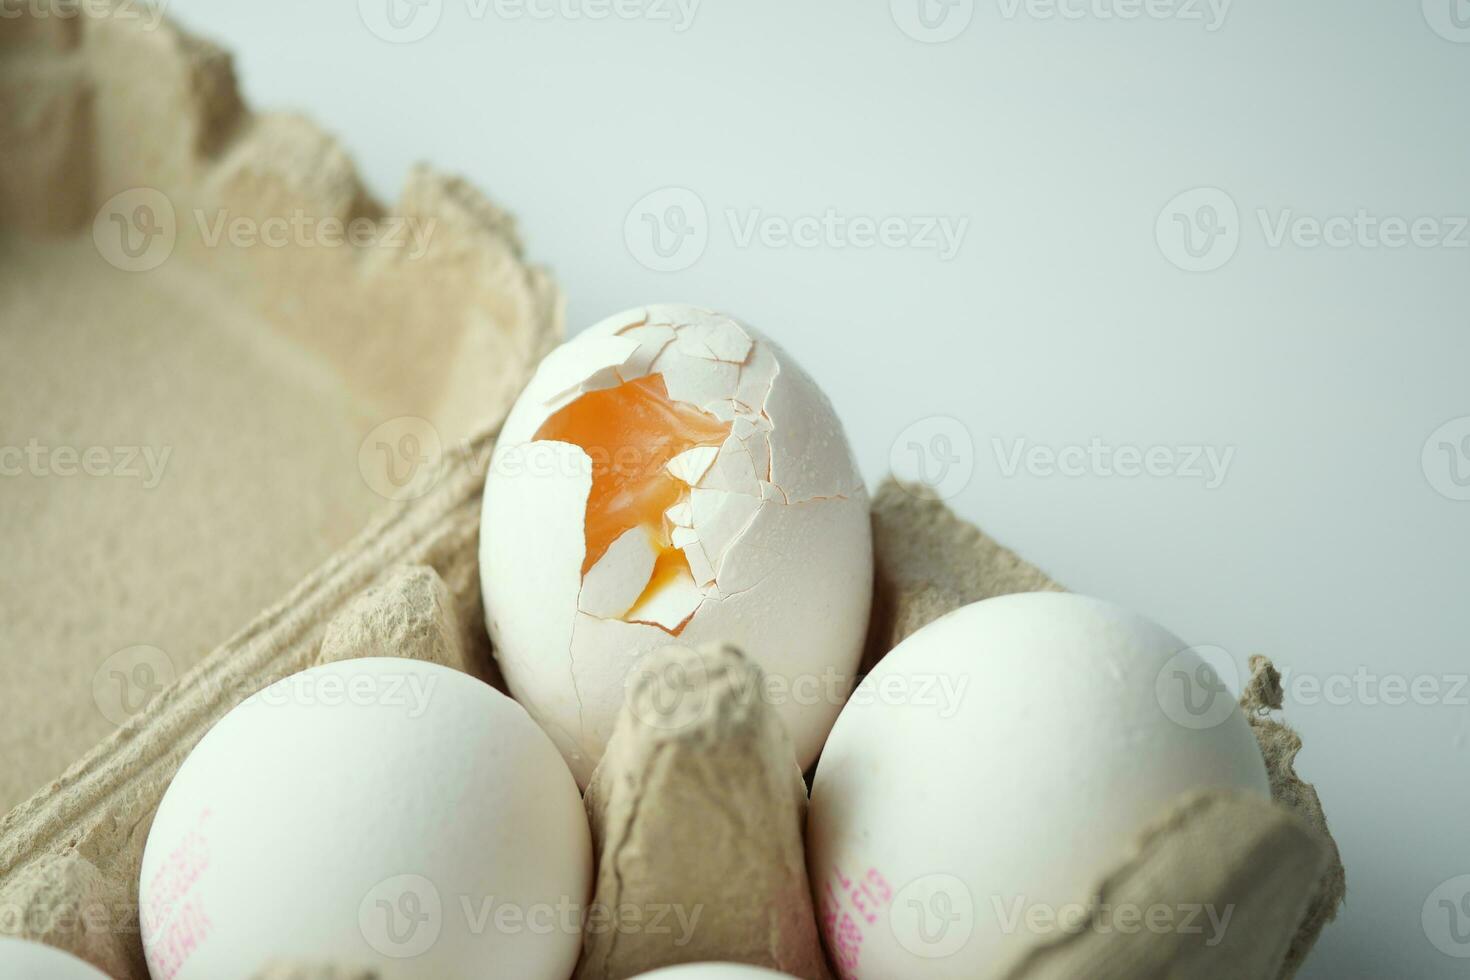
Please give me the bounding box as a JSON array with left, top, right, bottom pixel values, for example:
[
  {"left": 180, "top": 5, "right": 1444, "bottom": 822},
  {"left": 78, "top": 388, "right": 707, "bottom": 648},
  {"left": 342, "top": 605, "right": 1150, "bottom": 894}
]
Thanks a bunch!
[
  {"left": 0, "top": 0, "right": 557, "bottom": 812},
  {"left": 0, "top": 453, "right": 1346, "bottom": 979},
  {"left": 0, "top": 4, "right": 1344, "bottom": 979}
]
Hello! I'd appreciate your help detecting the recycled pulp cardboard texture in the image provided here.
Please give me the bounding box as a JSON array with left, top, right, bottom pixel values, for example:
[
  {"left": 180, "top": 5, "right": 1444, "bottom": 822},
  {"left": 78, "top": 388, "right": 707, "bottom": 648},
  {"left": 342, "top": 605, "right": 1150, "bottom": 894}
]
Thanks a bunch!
[
  {"left": 576, "top": 644, "right": 832, "bottom": 980},
  {"left": 0, "top": 457, "right": 1346, "bottom": 979},
  {"left": 0, "top": 0, "right": 559, "bottom": 810}
]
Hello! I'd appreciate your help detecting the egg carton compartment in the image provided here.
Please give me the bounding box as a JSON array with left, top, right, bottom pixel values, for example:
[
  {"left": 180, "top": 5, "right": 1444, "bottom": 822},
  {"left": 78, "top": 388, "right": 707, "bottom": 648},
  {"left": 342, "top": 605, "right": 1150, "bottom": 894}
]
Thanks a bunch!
[
  {"left": 0, "top": 0, "right": 558, "bottom": 814},
  {"left": 0, "top": 431, "right": 1346, "bottom": 979},
  {"left": 0, "top": 4, "right": 1345, "bottom": 980}
]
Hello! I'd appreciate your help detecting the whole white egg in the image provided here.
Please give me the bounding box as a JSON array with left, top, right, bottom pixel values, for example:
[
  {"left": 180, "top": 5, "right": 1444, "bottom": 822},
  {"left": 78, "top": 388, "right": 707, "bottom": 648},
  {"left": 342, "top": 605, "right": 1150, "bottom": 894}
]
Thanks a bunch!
[
  {"left": 139, "top": 659, "right": 591, "bottom": 980},
  {"left": 806, "top": 592, "right": 1270, "bottom": 979},
  {"left": 0, "top": 938, "right": 109, "bottom": 979},
  {"left": 480, "top": 305, "right": 873, "bottom": 786},
  {"left": 632, "top": 965, "right": 798, "bottom": 979}
]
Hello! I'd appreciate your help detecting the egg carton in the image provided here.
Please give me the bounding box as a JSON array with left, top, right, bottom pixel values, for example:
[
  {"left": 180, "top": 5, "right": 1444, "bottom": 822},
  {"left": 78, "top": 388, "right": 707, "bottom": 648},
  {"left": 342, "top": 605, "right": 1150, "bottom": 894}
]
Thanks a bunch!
[
  {"left": 0, "top": 4, "right": 1344, "bottom": 979},
  {"left": 0, "top": 0, "right": 557, "bottom": 812},
  {"left": 0, "top": 429, "right": 1346, "bottom": 980}
]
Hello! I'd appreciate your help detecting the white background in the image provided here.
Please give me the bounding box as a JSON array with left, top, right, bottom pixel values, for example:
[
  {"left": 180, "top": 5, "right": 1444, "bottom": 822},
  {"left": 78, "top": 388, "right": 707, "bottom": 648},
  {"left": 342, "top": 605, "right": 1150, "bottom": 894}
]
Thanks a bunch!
[{"left": 163, "top": 0, "right": 1470, "bottom": 975}]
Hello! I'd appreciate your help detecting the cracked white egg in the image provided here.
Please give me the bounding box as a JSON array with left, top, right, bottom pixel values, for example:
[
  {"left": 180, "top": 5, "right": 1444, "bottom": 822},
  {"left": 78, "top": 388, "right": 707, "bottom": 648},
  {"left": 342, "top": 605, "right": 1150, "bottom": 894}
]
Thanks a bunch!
[
  {"left": 480, "top": 305, "right": 873, "bottom": 786},
  {"left": 807, "top": 593, "right": 1270, "bottom": 980}
]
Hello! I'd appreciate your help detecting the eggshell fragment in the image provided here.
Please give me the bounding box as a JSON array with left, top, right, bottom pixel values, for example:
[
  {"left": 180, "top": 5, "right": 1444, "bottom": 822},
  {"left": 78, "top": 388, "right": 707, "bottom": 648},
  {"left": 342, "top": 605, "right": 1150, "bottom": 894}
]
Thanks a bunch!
[
  {"left": 481, "top": 305, "right": 872, "bottom": 787},
  {"left": 667, "top": 445, "right": 721, "bottom": 486},
  {"left": 581, "top": 528, "right": 660, "bottom": 619},
  {"left": 806, "top": 593, "right": 1270, "bottom": 980},
  {"left": 626, "top": 566, "right": 704, "bottom": 632},
  {"left": 138, "top": 659, "right": 591, "bottom": 980}
]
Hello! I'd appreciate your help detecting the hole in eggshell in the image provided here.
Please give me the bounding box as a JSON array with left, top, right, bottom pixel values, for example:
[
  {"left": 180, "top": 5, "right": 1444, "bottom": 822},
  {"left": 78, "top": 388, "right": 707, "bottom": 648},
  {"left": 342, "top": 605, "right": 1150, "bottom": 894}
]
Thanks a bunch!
[{"left": 533, "top": 373, "right": 731, "bottom": 635}]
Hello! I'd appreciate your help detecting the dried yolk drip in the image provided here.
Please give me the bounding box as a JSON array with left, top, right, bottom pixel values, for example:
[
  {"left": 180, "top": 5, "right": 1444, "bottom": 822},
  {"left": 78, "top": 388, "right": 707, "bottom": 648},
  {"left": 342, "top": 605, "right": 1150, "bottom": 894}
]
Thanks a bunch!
[{"left": 534, "top": 375, "right": 731, "bottom": 623}]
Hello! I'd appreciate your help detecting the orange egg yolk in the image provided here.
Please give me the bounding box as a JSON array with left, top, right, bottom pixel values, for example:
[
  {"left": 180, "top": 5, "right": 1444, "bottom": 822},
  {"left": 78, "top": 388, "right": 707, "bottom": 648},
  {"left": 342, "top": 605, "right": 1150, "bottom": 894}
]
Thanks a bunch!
[{"left": 533, "top": 374, "right": 731, "bottom": 608}]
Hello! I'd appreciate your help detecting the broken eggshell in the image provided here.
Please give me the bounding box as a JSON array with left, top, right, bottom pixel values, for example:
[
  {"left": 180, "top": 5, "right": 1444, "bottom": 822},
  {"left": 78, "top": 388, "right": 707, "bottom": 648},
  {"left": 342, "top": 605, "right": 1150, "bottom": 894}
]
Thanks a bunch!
[{"left": 480, "top": 305, "right": 873, "bottom": 787}]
